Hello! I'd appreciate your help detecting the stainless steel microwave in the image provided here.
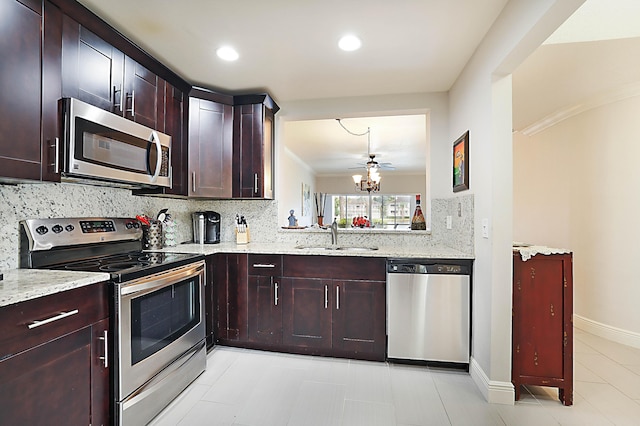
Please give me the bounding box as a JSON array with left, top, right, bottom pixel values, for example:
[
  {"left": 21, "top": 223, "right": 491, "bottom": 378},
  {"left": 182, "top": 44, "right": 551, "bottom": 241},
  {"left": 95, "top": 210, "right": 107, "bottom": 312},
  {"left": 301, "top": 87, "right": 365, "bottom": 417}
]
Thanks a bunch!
[{"left": 60, "top": 97, "right": 171, "bottom": 188}]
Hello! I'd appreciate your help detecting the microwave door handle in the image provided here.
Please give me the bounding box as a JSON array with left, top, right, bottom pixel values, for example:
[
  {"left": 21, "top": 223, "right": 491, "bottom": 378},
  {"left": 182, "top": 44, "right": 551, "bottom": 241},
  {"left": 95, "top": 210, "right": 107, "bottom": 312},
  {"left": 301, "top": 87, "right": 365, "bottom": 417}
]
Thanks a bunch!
[{"left": 149, "top": 130, "right": 162, "bottom": 183}]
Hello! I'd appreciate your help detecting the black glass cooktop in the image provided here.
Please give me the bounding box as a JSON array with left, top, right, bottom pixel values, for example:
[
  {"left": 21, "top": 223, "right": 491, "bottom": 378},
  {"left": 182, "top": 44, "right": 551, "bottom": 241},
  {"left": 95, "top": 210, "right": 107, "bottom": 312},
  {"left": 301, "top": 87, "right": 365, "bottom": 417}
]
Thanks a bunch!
[{"left": 50, "top": 251, "right": 203, "bottom": 282}]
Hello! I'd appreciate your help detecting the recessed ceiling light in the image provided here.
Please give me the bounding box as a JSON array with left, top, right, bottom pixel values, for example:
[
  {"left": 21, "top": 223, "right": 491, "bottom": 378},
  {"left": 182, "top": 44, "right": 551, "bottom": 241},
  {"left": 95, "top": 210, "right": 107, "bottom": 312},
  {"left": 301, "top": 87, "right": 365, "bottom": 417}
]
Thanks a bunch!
[
  {"left": 338, "top": 34, "right": 361, "bottom": 52},
  {"left": 216, "top": 46, "right": 239, "bottom": 61}
]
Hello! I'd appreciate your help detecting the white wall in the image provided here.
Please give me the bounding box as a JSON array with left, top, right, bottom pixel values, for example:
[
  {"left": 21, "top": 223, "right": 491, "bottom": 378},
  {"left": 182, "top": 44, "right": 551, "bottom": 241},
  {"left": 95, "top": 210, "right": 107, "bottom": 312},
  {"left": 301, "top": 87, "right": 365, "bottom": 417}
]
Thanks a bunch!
[
  {"left": 447, "top": 0, "right": 584, "bottom": 404},
  {"left": 514, "top": 95, "right": 640, "bottom": 341},
  {"left": 278, "top": 145, "right": 317, "bottom": 227}
]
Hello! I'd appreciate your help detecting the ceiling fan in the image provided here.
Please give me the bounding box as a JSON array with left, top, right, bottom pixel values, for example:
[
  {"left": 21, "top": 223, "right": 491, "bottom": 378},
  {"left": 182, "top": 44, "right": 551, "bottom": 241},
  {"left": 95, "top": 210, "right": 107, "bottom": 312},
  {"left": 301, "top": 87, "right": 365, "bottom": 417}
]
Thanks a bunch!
[{"left": 336, "top": 119, "right": 395, "bottom": 171}]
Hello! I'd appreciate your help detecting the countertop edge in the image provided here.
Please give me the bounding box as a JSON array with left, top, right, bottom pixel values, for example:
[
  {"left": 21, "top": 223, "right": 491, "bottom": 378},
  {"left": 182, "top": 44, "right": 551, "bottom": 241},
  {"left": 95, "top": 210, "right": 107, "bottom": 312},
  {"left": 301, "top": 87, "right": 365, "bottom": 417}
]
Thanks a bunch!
[{"left": 0, "top": 270, "right": 111, "bottom": 307}]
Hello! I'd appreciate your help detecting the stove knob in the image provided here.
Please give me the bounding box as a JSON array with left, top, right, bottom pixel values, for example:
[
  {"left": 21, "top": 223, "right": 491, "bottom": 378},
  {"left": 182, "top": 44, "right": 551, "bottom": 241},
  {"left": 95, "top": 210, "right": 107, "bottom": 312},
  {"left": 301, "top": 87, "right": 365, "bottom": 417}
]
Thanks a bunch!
[
  {"left": 65, "top": 224, "right": 74, "bottom": 232},
  {"left": 52, "top": 224, "right": 63, "bottom": 234},
  {"left": 126, "top": 222, "right": 133, "bottom": 229},
  {"left": 35, "top": 225, "right": 48, "bottom": 235},
  {"left": 132, "top": 222, "right": 140, "bottom": 229}
]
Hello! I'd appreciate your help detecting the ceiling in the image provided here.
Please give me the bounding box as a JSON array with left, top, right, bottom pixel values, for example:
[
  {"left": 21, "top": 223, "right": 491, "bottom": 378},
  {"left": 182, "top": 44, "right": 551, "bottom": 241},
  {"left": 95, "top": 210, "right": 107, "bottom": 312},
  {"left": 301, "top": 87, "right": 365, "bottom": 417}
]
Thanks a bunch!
[{"left": 77, "top": 0, "right": 640, "bottom": 176}]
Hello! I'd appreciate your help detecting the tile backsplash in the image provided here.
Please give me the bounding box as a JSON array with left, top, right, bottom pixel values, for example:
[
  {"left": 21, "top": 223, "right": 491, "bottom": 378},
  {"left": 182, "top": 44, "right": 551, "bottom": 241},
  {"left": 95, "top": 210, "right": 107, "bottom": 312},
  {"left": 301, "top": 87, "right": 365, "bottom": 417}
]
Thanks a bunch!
[{"left": 0, "top": 182, "right": 473, "bottom": 270}]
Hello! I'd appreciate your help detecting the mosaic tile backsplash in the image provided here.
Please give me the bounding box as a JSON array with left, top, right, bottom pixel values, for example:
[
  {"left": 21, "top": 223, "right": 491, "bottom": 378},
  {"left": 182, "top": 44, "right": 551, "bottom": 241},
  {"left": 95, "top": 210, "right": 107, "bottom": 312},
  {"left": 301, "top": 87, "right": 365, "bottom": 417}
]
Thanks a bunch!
[{"left": 0, "top": 182, "right": 473, "bottom": 270}]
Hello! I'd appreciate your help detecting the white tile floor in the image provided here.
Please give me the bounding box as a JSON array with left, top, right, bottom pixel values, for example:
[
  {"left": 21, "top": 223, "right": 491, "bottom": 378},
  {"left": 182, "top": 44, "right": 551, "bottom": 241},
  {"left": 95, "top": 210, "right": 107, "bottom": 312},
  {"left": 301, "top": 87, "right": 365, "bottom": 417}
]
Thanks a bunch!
[{"left": 150, "top": 328, "right": 640, "bottom": 426}]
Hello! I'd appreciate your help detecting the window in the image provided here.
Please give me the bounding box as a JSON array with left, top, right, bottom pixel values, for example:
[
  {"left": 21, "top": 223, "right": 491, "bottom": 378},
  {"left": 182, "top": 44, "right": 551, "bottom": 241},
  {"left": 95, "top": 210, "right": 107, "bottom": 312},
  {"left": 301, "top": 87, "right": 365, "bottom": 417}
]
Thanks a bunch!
[{"left": 330, "top": 195, "right": 413, "bottom": 229}]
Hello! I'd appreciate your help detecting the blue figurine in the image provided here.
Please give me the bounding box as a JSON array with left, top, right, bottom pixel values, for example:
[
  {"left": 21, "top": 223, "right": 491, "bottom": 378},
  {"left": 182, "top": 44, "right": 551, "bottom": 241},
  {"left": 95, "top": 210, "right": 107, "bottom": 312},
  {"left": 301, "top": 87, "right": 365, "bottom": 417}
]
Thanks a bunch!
[{"left": 288, "top": 210, "right": 297, "bottom": 227}]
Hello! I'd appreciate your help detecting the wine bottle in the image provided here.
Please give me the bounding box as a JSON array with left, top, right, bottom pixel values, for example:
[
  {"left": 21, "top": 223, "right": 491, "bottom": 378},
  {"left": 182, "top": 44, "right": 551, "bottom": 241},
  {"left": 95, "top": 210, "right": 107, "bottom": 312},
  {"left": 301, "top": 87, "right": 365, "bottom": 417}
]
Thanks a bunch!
[{"left": 411, "top": 194, "right": 426, "bottom": 230}]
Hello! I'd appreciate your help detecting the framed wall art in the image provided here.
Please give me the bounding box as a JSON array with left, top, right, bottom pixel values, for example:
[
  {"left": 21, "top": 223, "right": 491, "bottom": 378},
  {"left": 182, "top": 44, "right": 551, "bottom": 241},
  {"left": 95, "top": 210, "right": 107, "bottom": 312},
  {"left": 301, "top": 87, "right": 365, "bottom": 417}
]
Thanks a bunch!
[
  {"left": 301, "top": 182, "right": 311, "bottom": 216},
  {"left": 453, "top": 131, "right": 469, "bottom": 192}
]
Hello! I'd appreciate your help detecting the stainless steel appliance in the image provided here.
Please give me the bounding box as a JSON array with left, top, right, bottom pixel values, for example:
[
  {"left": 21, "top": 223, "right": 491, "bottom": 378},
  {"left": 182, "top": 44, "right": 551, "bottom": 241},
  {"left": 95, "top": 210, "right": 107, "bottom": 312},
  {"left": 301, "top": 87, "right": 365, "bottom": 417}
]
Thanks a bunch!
[
  {"left": 192, "top": 211, "right": 220, "bottom": 244},
  {"left": 386, "top": 259, "right": 472, "bottom": 367},
  {"left": 19, "top": 218, "right": 206, "bottom": 426},
  {"left": 60, "top": 97, "right": 172, "bottom": 188}
]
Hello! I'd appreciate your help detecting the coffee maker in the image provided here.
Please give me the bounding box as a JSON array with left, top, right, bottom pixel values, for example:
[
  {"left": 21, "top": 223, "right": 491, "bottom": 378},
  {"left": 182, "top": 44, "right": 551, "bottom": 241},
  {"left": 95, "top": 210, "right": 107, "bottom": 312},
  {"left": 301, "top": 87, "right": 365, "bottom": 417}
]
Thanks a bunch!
[{"left": 192, "top": 211, "right": 221, "bottom": 244}]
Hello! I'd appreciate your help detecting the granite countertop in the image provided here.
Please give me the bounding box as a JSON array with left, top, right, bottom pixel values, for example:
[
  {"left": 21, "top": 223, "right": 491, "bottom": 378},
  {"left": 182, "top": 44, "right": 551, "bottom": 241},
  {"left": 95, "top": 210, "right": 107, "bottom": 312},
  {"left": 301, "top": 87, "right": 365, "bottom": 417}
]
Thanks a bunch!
[
  {"left": 155, "top": 242, "right": 474, "bottom": 259},
  {"left": 0, "top": 243, "right": 472, "bottom": 307},
  {"left": 0, "top": 270, "right": 110, "bottom": 307}
]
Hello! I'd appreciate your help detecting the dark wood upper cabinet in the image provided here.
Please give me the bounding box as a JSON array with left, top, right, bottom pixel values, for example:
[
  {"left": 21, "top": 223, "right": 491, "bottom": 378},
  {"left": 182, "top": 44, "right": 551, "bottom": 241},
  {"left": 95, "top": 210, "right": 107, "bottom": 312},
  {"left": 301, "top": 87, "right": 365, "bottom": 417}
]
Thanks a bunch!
[
  {"left": 61, "top": 16, "right": 124, "bottom": 112},
  {"left": 123, "top": 56, "right": 162, "bottom": 129},
  {"left": 0, "top": 0, "right": 44, "bottom": 181},
  {"left": 188, "top": 88, "right": 233, "bottom": 198},
  {"left": 233, "top": 94, "right": 279, "bottom": 199}
]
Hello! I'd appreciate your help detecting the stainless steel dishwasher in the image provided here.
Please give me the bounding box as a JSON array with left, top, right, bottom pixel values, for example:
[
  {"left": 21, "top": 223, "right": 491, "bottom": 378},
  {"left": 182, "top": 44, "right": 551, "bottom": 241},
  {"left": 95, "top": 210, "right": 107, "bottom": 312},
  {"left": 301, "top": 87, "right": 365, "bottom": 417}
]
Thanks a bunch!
[{"left": 386, "top": 259, "right": 472, "bottom": 367}]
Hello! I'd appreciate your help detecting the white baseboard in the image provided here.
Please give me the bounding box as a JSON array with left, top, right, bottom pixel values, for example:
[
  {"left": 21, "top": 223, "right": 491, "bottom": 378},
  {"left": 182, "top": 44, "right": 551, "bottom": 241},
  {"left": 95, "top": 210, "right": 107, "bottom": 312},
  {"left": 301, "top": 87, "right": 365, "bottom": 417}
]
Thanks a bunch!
[
  {"left": 469, "top": 357, "right": 514, "bottom": 405},
  {"left": 574, "top": 315, "right": 640, "bottom": 349}
]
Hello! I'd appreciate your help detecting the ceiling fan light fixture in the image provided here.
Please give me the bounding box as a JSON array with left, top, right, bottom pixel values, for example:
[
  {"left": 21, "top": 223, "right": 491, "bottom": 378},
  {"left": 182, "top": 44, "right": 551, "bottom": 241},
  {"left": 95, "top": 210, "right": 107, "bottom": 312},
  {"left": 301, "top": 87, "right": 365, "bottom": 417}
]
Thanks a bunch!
[{"left": 352, "top": 174, "right": 362, "bottom": 184}]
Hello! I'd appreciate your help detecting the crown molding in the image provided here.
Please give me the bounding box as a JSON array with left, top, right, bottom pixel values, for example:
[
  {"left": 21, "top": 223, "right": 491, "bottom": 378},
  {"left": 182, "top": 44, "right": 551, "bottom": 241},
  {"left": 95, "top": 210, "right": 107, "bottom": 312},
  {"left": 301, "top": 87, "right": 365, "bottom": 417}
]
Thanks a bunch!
[{"left": 518, "top": 82, "right": 640, "bottom": 136}]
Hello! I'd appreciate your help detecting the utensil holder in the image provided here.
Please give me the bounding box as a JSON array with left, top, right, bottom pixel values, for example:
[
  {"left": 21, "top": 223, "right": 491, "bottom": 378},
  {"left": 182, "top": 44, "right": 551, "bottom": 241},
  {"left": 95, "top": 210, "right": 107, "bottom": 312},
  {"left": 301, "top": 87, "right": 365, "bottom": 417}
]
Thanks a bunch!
[
  {"left": 235, "top": 227, "right": 250, "bottom": 244},
  {"left": 143, "top": 221, "right": 164, "bottom": 250}
]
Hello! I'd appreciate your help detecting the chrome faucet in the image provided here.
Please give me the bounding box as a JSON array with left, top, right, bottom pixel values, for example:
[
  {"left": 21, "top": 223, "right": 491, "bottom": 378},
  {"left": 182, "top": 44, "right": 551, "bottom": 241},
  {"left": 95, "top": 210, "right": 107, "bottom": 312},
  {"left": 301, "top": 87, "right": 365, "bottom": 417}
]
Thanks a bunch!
[{"left": 330, "top": 218, "right": 338, "bottom": 245}]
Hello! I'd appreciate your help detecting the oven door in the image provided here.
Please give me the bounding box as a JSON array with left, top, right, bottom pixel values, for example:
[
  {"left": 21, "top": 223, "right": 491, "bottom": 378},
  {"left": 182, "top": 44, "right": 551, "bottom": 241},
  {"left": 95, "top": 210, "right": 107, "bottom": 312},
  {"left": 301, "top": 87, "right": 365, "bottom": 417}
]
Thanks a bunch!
[
  {"left": 116, "top": 260, "right": 205, "bottom": 400},
  {"left": 62, "top": 97, "right": 171, "bottom": 188}
]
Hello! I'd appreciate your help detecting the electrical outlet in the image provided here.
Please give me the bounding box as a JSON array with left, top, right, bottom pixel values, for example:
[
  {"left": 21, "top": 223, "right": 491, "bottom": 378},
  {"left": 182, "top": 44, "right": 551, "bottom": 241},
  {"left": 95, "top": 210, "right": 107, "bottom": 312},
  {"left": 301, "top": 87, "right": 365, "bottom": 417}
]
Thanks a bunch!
[
  {"left": 482, "top": 218, "right": 489, "bottom": 238},
  {"left": 446, "top": 215, "right": 452, "bottom": 229}
]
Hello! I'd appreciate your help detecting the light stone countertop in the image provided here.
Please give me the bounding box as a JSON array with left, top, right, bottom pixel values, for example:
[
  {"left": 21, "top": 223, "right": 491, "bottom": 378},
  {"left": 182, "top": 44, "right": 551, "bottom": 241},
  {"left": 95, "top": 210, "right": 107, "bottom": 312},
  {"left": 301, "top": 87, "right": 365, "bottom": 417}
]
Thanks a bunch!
[
  {"left": 0, "top": 243, "right": 472, "bottom": 307},
  {"left": 0, "top": 269, "right": 110, "bottom": 307},
  {"left": 155, "top": 242, "right": 474, "bottom": 259}
]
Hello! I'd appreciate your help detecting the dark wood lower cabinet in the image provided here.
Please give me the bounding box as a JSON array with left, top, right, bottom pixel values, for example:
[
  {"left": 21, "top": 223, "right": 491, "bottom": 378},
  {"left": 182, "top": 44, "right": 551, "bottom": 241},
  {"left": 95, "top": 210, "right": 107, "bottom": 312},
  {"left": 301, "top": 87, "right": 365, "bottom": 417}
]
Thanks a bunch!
[
  {"left": 212, "top": 253, "right": 248, "bottom": 344},
  {"left": 0, "top": 282, "right": 110, "bottom": 425},
  {"left": 332, "top": 279, "right": 386, "bottom": 359},
  {"left": 209, "top": 254, "right": 386, "bottom": 361},
  {"left": 281, "top": 277, "right": 332, "bottom": 350}
]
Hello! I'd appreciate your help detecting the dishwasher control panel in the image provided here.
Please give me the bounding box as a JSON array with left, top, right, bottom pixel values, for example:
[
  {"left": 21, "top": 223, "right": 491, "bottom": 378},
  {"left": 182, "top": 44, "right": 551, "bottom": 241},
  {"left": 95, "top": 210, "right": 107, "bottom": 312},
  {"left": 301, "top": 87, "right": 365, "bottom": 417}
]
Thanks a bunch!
[{"left": 387, "top": 260, "right": 471, "bottom": 275}]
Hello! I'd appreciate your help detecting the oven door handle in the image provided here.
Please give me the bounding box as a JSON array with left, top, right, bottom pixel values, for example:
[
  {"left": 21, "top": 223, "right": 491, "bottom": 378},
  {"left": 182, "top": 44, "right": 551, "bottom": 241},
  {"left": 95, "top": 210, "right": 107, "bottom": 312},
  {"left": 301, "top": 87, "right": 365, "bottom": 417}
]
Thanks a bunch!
[{"left": 120, "top": 261, "right": 205, "bottom": 297}]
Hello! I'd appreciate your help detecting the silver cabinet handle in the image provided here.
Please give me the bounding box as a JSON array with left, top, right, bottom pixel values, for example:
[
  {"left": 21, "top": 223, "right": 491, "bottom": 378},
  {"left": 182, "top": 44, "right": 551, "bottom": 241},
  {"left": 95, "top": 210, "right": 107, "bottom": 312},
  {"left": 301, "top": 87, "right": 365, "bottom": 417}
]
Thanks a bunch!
[
  {"left": 254, "top": 173, "right": 258, "bottom": 194},
  {"left": 99, "top": 329, "right": 108, "bottom": 368},
  {"left": 274, "top": 282, "right": 279, "bottom": 306},
  {"left": 113, "top": 85, "right": 123, "bottom": 111},
  {"left": 126, "top": 90, "right": 135, "bottom": 117},
  {"left": 336, "top": 286, "right": 340, "bottom": 310},
  {"left": 27, "top": 309, "right": 79, "bottom": 329},
  {"left": 253, "top": 264, "right": 275, "bottom": 268},
  {"left": 324, "top": 285, "right": 328, "bottom": 309},
  {"left": 53, "top": 137, "right": 59, "bottom": 174},
  {"left": 192, "top": 171, "right": 196, "bottom": 193}
]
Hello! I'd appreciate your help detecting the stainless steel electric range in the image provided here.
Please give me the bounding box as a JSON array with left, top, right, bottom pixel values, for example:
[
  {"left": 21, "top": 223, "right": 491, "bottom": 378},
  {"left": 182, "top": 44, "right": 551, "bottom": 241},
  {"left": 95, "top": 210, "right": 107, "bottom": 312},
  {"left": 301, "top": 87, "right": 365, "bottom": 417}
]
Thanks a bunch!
[{"left": 19, "top": 217, "right": 206, "bottom": 426}]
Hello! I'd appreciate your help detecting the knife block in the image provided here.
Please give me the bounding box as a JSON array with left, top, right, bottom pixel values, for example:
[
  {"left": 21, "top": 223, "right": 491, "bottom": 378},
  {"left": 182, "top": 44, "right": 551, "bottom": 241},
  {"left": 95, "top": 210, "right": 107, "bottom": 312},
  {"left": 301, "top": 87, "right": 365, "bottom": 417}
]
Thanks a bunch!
[{"left": 235, "top": 227, "right": 250, "bottom": 244}]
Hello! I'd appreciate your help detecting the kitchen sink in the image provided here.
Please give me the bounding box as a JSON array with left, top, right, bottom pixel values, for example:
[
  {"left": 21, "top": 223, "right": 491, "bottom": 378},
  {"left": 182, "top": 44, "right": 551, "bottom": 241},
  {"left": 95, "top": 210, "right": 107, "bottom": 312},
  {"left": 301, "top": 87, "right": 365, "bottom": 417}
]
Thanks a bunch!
[
  {"left": 336, "top": 246, "right": 378, "bottom": 251},
  {"left": 295, "top": 245, "right": 378, "bottom": 251}
]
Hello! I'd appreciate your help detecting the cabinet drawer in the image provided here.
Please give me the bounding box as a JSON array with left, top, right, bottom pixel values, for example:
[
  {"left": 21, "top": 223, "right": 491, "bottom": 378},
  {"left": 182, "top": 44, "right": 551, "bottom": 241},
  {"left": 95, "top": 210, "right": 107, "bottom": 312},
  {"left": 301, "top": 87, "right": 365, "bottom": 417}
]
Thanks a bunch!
[
  {"left": 248, "top": 254, "right": 282, "bottom": 276},
  {"left": 283, "top": 255, "right": 386, "bottom": 281},
  {"left": 0, "top": 282, "right": 108, "bottom": 359}
]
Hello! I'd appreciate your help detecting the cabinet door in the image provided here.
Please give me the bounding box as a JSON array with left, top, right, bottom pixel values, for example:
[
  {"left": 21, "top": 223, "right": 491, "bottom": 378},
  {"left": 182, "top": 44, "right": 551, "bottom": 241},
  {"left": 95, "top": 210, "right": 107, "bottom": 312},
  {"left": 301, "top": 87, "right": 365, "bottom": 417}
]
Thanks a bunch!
[
  {"left": 233, "top": 103, "right": 274, "bottom": 199},
  {"left": 163, "top": 84, "right": 186, "bottom": 195},
  {"left": 188, "top": 97, "right": 233, "bottom": 197},
  {"left": 248, "top": 275, "right": 282, "bottom": 345},
  {"left": 62, "top": 16, "right": 124, "bottom": 112},
  {"left": 123, "top": 56, "right": 160, "bottom": 128},
  {"left": 0, "top": 0, "right": 42, "bottom": 181},
  {"left": 213, "top": 254, "right": 248, "bottom": 342},
  {"left": 282, "top": 277, "right": 332, "bottom": 349},
  {"left": 515, "top": 256, "right": 564, "bottom": 378},
  {"left": 0, "top": 327, "right": 93, "bottom": 425},
  {"left": 332, "top": 280, "right": 386, "bottom": 361}
]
